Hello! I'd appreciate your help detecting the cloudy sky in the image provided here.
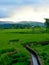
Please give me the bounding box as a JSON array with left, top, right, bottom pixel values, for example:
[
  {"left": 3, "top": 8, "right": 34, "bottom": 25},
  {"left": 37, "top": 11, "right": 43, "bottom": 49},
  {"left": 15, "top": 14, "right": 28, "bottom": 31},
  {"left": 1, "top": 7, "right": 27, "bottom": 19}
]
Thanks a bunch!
[{"left": 0, "top": 0, "right": 49, "bottom": 23}]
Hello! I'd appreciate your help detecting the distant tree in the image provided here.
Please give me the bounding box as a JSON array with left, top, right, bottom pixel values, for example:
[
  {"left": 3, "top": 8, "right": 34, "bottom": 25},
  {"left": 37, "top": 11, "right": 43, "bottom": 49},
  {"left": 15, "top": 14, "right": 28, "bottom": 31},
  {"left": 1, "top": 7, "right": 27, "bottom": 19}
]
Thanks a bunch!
[
  {"left": 45, "top": 18, "right": 49, "bottom": 32},
  {"left": 45, "top": 19, "right": 49, "bottom": 28}
]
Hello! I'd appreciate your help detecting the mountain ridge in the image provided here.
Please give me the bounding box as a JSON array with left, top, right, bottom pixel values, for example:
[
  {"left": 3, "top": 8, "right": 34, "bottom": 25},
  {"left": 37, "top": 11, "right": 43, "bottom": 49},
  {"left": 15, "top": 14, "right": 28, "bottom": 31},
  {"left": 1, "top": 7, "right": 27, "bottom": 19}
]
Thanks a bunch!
[{"left": 0, "top": 21, "right": 45, "bottom": 28}]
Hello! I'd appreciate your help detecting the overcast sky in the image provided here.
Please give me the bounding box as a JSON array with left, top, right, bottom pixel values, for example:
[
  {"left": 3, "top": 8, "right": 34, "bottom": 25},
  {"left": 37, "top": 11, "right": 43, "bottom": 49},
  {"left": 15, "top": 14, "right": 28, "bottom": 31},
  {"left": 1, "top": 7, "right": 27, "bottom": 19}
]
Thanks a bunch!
[{"left": 0, "top": 0, "right": 49, "bottom": 23}]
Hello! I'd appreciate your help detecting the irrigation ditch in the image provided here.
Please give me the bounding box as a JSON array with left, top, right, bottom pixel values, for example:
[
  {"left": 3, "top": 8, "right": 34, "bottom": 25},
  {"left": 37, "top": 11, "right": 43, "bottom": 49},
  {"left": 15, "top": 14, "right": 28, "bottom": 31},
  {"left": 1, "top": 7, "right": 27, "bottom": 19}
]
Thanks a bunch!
[{"left": 24, "top": 45, "right": 42, "bottom": 65}]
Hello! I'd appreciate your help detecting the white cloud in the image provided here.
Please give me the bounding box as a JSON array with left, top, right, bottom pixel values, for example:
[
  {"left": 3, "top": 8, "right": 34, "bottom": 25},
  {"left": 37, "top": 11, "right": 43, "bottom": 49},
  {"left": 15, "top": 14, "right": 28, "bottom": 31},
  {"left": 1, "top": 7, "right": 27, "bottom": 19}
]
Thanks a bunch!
[
  {"left": 0, "top": 6, "right": 49, "bottom": 23},
  {"left": 10, "top": 6, "right": 49, "bottom": 23}
]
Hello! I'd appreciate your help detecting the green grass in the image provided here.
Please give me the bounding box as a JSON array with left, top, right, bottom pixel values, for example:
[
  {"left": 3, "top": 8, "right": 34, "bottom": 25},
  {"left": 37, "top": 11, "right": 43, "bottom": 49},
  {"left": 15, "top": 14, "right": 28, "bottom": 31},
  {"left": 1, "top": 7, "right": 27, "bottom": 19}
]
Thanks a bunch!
[{"left": 0, "top": 29, "right": 49, "bottom": 65}]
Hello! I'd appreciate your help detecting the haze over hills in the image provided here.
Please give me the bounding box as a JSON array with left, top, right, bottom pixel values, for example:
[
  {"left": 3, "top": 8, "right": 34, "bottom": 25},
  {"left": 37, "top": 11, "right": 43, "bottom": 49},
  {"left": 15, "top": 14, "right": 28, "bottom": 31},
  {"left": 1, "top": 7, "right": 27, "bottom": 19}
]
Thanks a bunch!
[
  {"left": 0, "top": 21, "right": 14, "bottom": 24},
  {"left": 0, "top": 21, "right": 45, "bottom": 28},
  {"left": 18, "top": 21, "right": 45, "bottom": 26}
]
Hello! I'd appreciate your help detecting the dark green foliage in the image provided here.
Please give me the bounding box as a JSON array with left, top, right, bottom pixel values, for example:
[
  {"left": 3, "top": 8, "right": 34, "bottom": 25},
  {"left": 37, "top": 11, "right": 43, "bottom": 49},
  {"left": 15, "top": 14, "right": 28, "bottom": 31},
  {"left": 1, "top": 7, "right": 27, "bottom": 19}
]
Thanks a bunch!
[
  {"left": 45, "top": 19, "right": 49, "bottom": 32},
  {"left": 45, "top": 19, "right": 49, "bottom": 28}
]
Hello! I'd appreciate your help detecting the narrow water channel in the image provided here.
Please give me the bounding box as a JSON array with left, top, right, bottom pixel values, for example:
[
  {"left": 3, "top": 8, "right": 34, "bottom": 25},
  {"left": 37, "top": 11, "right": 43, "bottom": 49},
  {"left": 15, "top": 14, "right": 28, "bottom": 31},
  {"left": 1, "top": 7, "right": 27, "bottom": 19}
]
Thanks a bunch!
[
  {"left": 24, "top": 45, "right": 42, "bottom": 65},
  {"left": 32, "top": 54, "right": 39, "bottom": 65}
]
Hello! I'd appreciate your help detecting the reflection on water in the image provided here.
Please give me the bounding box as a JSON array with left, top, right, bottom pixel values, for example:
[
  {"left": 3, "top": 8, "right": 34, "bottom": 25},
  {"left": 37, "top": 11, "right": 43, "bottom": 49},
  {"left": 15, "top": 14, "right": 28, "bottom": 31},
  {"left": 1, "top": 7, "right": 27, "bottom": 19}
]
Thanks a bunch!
[{"left": 32, "top": 54, "right": 39, "bottom": 65}]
